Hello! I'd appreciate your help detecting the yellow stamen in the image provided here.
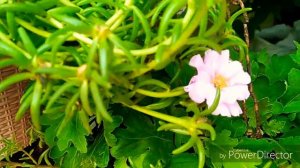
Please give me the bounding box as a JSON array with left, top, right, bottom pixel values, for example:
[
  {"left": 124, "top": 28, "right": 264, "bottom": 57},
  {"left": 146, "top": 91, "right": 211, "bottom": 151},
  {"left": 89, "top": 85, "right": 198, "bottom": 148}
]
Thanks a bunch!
[{"left": 213, "top": 74, "right": 227, "bottom": 89}]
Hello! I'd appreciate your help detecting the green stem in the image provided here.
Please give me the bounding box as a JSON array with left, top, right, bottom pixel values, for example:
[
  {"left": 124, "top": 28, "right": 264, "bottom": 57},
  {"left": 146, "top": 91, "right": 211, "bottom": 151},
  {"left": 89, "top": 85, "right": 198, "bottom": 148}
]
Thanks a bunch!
[
  {"left": 168, "top": 0, "right": 207, "bottom": 52},
  {"left": 106, "top": 0, "right": 133, "bottom": 30},
  {"left": 128, "top": 105, "right": 189, "bottom": 128},
  {"left": 21, "top": 149, "right": 38, "bottom": 165},
  {"left": 15, "top": 18, "right": 51, "bottom": 37},
  {"left": 198, "top": 88, "right": 220, "bottom": 116},
  {"left": 198, "top": 12, "right": 207, "bottom": 37},
  {"left": 169, "top": 129, "right": 191, "bottom": 135},
  {"left": 172, "top": 137, "right": 196, "bottom": 154},
  {"left": 59, "top": 0, "right": 78, "bottom": 7},
  {"left": 186, "top": 37, "right": 221, "bottom": 51},
  {"left": 182, "top": 0, "right": 196, "bottom": 29},
  {"left": 0, "top": 73, "right": 33, "bottom": 93},
  {"left": 195, "top": 136, "right": 205, "bottom": 168},
  {"left": 204, "top": 0, "right": 226, "bottom": 37},
  {"left": 197, "top": 123, "right": 216, "bottom": 140},
  {"left": 227, "top": 8, "right": 252, "bottom": 27},
  {"left": 0, "top": 31, "right": 32, "bottom": 59},
  {"left": 157, "top": 123, "right": 184, "bottom": 131},
  {"left": 135, "top": 87, "right": 185, "bottom": 98}
]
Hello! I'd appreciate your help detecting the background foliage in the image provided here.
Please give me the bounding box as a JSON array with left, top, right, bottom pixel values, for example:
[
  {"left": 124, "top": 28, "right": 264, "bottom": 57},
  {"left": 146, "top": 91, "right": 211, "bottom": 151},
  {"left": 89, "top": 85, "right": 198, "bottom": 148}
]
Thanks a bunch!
[{"left": 0, "top": 0, "right": 299, "bottom": 168}]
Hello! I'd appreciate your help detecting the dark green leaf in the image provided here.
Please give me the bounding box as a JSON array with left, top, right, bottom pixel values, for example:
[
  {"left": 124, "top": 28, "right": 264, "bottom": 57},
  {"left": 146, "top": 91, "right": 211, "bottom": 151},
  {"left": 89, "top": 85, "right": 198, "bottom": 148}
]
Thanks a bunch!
[
  {"left": 263, "top": 116, "right": 292, "bottom": 137},
  {"left": 282, "top": 68, "right": 300, "bottom": 103},
  {"left": 214, "top": 117, "right": 247, "bottom": 138},
  {"left": 265, "top": 55, "right": 297, "bottom": 83},
  {"left": 114, "top": 157, "right": 129, "bottom": 168},
  {"left": 222, "top": 161, "right": 261, "bottom": 168},
  {"left": 111, "top": 110, "right": 173, "bottom": 168},
  {"left": 246, "top": 98, "right": 272, "bottom": 128},
  {"left": 174, "top": 134, "right": 190, "bottom": 148},
  {"left": 42, "top": 111, "right": 64, "bottom": 147},
  {"left": 103, "top": 115, "right": 123, "bottom": 147},
  {"left": 57, "top": 112, "right": 89, "bottom": 153},
  {"left": 291, "top": 52, "right": 300, "bottom": 65},
  {"left": 284, "top": 94, "right": 300, "bottom": 113},
  {"left": 253, "top": 76, "right": 286, "bottom": 101},
  {"left": 282, "top": 127, "right": 300, "bottom": 137},
  {"left": 278, "top": 136, "right": 300, "bottom": 163},
  {"left": 237, "top": 138, "right": 276, "bottom": 151},
  {"left": 270, "top": 101, "right": 284, "bottom": 115},
  {"left": 60, "top": 147, "right": 95, "bottom": 168},
  {"left": 87, "top": 135, "right": 110, "bottom": 168},
  {"left": 206, "top": 130, "right": 238, "bottom": 165},
  {"left": 256, "top": 51, "right": 270, "bottom": 67},
  {"left": 167, "top": 153, "right": 198, "bottom": 168},
  {"left": 251, "top": 60, "right": 260, "bottom": 79}
]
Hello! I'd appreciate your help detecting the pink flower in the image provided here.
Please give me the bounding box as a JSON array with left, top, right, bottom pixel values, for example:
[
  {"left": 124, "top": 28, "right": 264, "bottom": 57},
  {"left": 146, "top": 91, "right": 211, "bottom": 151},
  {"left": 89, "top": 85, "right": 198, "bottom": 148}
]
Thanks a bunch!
[{"left": 184, "top": 49, "right": 251, "bottom": 117}]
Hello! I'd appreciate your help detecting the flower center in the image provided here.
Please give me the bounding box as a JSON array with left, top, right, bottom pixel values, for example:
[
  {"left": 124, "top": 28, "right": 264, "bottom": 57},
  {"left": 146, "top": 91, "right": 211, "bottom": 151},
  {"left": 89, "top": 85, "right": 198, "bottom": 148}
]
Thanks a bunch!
[{"left": 213, "top": 74, "right": 227, "bottom": 89}]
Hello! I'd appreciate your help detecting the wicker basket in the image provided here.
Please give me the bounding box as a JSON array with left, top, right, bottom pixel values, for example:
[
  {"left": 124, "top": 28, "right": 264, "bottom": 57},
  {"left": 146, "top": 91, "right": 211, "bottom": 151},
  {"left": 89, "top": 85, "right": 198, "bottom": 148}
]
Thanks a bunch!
[{"left": 0, "top": 66, "right": 30, "bottom": 151}]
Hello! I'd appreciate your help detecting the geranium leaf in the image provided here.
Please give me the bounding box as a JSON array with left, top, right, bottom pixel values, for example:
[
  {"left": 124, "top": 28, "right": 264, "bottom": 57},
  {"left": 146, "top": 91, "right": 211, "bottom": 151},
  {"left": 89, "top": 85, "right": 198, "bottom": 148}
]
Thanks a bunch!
[
  {"left": 111, "top": 110, "right": 173, "bottom": 168},
  {"left": 265, "top": 54, "right": 295, "bottom": 83},
  {"left": 104, "top": 115, "right": 123, "bottom": 147},
  {"left": 246, "top": 98, "right": 272, "bottom": 128},
  {"left": 271, "top": 101, "right": 284, "bottom": 115},
  {"left": 206, "top": 130, "right": 238, "bottom": 166},
  {"left": 87, "top": 134, "right": 110, "bottom": 168},
  {"left": 256, "top": 51, "right": 270, "bottom": 67},
  {"left": 278, "top": 136, "right": 300, "bottom": 163},
  {"left": 291, "top": 50, "right": 300, "bottom": 65},
  {"left": 214, "top": 117, "right": 247, "bottom": 138},
  {"left": 167, "top": 153, "right": 198, "bottom": 168},
  {"left": 284, "top": 94, "right": 300, "bottom": 113},
  {"left": 282, "top": 68, "right": 300, "bottom": 103},
  {"left": 237, "top": 138, "right": 276, "bottom": 151},
  {"left": 114, "top": 157, "right": 129, "bottom": 168},
  {"left": 42, "top": 112, "right": 64, "bottom": 147},
  {"left": 57, "top": 112, "right": 88, "bottom": 153},
  {"left": 253, "top": 76, "right": 286, "bottom": 101},
  {"left": 250, "top": 60, "right": 260, "bottom": 79},
  {"left": 223, "top": 161, "right": 261, "bottom": 168},
  {"left": 283, "top": 127, "right": 300, "bottom": 137},
  {"left": 60, "top": 147, "right": 87, "bottom": 168},
  {"left": 263, "top": 116, "right": 292, "bottom": 137}
]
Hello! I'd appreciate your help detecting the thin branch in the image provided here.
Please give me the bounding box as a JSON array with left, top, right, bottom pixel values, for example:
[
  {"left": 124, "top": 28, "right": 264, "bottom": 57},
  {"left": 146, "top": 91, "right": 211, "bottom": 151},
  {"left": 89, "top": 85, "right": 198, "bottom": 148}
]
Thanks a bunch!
[
  {"left": 21, "top": 149, "right": 38, "bottom": 165},
  {"left": 236, "top": 0, "right": 262, "bottom": 138},
  {"left": 0, "top": 161, "right": 57, "bottom": 168},
  {"left": 241, "top": 100, "right": 248, "bottom": 127}
]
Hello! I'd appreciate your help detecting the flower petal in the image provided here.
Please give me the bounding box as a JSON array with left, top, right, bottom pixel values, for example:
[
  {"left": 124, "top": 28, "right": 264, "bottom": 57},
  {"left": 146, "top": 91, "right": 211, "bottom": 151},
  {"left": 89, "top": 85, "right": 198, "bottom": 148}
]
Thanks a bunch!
[
  {"left": 222, "top": 85, "right": 250, "bottom": 102},
  {"left": 197, "top": 71, "right": 211, "bottom": 83},
  {"left": 229, "top": 71, "right": 251, "bottom": 85},
  {"left": 204, "top": 49, "right": 230, "bottom": 76},
  {"left": 205, "top": 87, "right": 217, "bottom": 106},
  {"left": 189, "top": 54, "right": 204, "bottom": 69},
  {"left": 204, "top": 50, "right": 220, "bottom": 73},
  {"left": 212, "top": 103, "right": 231, "bottom": 117},
  {"left": 235, "top": 85, "right": 250, "bottom": 100},
  {"left": 185, "top": 81, "right": 214, "bottom": 104},
  {"left": 218, "top": 61, "right": 243, "bottom": 79},
  {"left": 220, "top": 89, "right": 237, "bottom": 104},
  {"left": 228, "top": 102, "right": 243, "bottom": 117},
  {"left": 221, "top": 50, "right": 230, "bottom": 60}
]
